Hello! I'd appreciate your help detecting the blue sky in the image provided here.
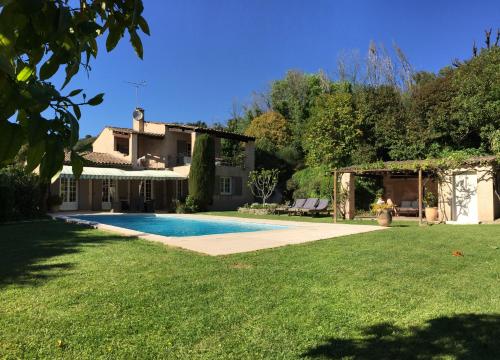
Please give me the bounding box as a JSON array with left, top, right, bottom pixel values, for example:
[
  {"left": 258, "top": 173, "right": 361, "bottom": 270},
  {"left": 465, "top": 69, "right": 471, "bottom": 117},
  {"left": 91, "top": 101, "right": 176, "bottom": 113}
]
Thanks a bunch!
[{"left": 58, "top": 0, "right": 500, "bottom": 136}]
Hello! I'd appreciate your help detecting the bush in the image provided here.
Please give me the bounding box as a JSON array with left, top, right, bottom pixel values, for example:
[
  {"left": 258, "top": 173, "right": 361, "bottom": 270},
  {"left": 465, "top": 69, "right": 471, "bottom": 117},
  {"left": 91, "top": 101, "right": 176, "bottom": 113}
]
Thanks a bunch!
[
  {"left": 0, "top": 166, "right": 46, "bottom": 221},
  {"left": 47, "top": 194, "right": 62, "bottom": 209},
  {"left": 188, "top": 134, "right": 215, "bottom": 211},
  {"left": 287, "top": 165, "right": 332, "bottom": 199}
]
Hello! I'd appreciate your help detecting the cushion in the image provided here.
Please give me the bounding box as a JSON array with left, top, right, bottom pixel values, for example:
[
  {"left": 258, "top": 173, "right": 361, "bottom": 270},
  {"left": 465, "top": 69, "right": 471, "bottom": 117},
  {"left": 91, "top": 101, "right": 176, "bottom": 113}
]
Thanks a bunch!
[{"left": 400, "top": 200, "right": 412, "bottom": 208}]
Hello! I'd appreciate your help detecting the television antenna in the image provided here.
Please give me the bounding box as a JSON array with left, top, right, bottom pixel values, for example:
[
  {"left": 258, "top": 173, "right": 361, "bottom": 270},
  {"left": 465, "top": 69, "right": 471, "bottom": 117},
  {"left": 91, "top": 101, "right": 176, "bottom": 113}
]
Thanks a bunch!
[{"left": 125, "top": 80, "right": 147, "bottom": 107}]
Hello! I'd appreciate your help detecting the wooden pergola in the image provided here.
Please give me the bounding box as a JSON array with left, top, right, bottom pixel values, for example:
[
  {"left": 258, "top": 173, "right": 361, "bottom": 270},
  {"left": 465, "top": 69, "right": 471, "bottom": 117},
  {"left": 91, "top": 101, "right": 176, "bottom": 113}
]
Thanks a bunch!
[{"left": 332, "top": 161, "right": 430, "bottom": 225}]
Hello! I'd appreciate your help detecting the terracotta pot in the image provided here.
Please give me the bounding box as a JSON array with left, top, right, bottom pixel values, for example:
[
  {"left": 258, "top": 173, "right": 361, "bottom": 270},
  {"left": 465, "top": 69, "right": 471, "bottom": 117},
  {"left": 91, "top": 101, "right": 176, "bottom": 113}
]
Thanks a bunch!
[
  {"left": 425, "top": 207, "right": 438, "bottom": 223},
  {"left": 377, "top": 209, "right": 392, "bottom": 227}
]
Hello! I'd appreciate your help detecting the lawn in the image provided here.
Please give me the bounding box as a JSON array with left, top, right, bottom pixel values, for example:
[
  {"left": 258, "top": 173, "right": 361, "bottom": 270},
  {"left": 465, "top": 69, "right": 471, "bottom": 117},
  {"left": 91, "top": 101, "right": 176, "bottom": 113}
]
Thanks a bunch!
[{"left": 1, "top": 217, "right": 499, "bottom": 359}]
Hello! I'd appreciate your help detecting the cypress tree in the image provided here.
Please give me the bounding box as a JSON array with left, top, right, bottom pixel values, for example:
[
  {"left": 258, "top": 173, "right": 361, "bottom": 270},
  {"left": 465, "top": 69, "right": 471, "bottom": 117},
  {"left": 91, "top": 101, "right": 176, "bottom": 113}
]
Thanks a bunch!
[{"left": 188, "top": 134, "right": 215, "bottom": 210}]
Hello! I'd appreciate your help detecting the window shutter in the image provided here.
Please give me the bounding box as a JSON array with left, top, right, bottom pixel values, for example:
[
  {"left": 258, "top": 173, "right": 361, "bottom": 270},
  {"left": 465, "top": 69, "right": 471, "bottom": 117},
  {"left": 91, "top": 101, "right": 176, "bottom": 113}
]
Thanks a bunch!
[
  {"left": 177, "top": 140, "right": 187, "bottom": 154},
  {"left": 232, "top": 176, "right": 242, "bottom": 196},
  {"left": 214, "top": 176, "right": 220, "bottom": 195}
]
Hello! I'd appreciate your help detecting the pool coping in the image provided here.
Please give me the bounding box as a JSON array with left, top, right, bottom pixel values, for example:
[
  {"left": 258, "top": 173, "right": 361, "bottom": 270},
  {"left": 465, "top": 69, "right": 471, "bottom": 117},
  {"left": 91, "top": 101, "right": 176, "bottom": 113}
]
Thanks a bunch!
[{"left": 51, "top": 212, "right": 387, "bottom": 256}]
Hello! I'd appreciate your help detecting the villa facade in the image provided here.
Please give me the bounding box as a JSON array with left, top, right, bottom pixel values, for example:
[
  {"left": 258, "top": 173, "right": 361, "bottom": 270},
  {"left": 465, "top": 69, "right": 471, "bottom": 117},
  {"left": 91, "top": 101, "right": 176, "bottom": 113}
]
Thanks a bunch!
[{"left": 51, "top": 108, "right": 256, "bottom": 212}]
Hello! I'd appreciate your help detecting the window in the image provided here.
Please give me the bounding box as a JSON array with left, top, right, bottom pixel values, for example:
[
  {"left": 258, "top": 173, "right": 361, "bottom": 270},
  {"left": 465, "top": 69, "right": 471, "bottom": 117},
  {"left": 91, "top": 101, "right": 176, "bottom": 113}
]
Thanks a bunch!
[
  {"left": 220, "top": 177, "right": 232, "bottom": 195},
  {"left": 60, "top": 178, "right": 77, "bottom": 202},
  {"left": 140, "top": 180, "right": 153, "bottom": 201},
  {"left": 114, "top": 136, "right": 129, "bottom": 155},
  {"left": 102, "top": 179, "right": 116, "bottom": 203},
  {"left": 185, "top": 143, "right": 191, "bottom": 156}
]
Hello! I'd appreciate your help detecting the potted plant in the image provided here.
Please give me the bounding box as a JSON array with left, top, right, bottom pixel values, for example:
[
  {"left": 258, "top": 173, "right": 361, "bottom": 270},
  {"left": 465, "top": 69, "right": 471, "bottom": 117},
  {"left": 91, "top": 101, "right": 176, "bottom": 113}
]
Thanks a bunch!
[
  {"left": 47, "top": 194, "right": 62, "bottom": 213},
  {"left": 371, "top": 202, "right": 393, "bottom": 227},
  {"left": 424, "top": 190, "right": 438, "bottom": 223}
]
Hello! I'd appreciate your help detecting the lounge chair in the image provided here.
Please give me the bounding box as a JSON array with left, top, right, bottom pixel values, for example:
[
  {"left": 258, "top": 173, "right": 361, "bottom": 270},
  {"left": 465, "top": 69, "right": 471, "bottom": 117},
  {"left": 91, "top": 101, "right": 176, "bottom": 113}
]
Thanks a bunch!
[
  {"left": 288, "top": 198, "right": 306, "bottom": 215},
  {"left": 398, "top": 200, "right": 419, "bottom": 216},
  {"left": 297, "top": 198, "right": 319, "bottom": 216},
  {"left": 303, "top": 198, "right": 329, "bottom": 216}
]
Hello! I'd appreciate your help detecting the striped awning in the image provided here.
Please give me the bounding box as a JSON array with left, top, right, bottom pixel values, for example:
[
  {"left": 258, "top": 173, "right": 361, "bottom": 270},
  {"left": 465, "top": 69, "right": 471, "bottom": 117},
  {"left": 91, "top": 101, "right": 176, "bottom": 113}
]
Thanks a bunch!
[{"left": 59, "top": 165, "right": 187, "bottom": 181}]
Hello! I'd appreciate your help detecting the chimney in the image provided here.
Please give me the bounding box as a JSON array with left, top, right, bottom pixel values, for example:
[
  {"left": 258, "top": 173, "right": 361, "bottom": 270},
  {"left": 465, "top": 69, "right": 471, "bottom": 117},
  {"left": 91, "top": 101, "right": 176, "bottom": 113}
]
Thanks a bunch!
[{"left": 132, "top": 107, "right": 145, "bottom": 132}]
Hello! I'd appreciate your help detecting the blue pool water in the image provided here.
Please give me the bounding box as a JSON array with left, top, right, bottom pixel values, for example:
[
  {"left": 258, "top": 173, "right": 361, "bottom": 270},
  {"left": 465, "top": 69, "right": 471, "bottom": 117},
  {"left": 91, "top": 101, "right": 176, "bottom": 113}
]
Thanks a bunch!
[{"left": 69, "top": 214, "right": 288, "bottom": 237}]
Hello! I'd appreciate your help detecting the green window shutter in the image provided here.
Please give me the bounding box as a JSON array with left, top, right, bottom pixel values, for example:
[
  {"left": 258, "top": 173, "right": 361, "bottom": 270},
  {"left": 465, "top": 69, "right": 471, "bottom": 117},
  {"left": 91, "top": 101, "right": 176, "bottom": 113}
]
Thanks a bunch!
[
  {"left": 232, "top": 176, "right": 242, "bottom": 196},
  {"left": 214, "top": 176, "right": 220, "bottom": 195}
]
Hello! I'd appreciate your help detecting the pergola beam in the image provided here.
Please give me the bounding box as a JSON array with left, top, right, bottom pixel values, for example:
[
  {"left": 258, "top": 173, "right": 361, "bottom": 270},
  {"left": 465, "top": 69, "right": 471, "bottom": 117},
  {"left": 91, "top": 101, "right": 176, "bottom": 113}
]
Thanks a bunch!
[
  {"left": 418, "top": 168, "right": 423, "bottom": 225},
  {"left": 333, "top": 171, "right": 337, "bottom": 223}
]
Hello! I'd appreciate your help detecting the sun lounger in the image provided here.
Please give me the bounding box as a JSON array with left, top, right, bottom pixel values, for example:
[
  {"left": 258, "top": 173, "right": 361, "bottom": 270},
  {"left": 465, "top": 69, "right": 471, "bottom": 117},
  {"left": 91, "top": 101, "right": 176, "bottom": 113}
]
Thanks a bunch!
[
  {"left": 288, "top": 198, "right": 306, "bottom": 215},
  {"left": 303, "top": 198, "right": 329, "bottom": 216},
  {"left": 296, "top": 198, "right": 319, "bottom": 216}
]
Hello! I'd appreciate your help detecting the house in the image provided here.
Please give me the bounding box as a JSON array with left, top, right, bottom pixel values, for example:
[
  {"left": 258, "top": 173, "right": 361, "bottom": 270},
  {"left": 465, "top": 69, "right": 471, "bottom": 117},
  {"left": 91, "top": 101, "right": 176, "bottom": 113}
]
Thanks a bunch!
[
  {"left": 51, "top": 108, "right": 256, "bottom": 211},
  {"left": 332, "top": 156, "right": 500, "bottom": 224}
]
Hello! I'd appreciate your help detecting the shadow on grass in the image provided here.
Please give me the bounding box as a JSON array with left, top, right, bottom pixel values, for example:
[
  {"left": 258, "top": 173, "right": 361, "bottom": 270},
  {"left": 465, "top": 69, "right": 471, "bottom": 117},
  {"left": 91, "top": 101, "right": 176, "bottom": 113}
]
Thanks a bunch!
[
  {"left": 302, "top": 314, "right": 500, "bottom": 359},
  {"left": 0, "top": 220, "right": 128, "bottom": 287}
]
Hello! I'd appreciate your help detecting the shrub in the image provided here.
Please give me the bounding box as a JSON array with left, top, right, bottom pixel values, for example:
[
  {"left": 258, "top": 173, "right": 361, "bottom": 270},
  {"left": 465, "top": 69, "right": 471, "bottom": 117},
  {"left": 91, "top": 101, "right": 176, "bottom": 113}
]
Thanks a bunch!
[
  {"left": 188, "top": 134, "right": 215, "bottom": 211},
  {"left": 47, "top": 194, "right": 62, "bottom": 209},
  {"left": 287, "top": 165, "right": 332, "bottom": 199},
  {"left": 0, "top": 166, "right": 46, "bottom": 221}
]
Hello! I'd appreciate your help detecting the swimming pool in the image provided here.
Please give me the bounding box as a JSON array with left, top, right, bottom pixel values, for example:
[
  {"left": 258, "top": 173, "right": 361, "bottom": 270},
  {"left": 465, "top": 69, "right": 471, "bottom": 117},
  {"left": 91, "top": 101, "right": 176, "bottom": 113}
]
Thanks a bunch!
[{"left": 69, "top": 214, "right": 288, "bottom": 237}]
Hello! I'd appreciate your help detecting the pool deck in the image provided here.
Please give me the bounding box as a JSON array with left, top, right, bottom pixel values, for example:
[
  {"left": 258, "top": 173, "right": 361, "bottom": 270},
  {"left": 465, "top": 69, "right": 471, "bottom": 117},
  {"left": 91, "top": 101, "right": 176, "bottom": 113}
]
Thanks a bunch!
[{"left": 53, "top": 213, "right": 387, "bottom": 256}]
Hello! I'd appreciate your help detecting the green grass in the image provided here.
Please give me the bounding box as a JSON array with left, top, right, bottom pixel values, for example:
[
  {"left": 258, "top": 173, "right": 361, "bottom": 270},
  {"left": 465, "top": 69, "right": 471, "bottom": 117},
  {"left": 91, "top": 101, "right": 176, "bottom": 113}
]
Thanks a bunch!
[{"left": 1, "top": 217, "right": 499, "bottom": 359}]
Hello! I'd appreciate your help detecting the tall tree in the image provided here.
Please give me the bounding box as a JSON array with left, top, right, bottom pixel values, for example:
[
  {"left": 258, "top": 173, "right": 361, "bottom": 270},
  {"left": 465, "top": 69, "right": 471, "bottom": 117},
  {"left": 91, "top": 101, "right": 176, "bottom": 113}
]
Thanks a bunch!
[
  {"left": 188, "top": 134, "right": 215, "bottom": 210},
  {"left": 303, "top": 91, "right": 359, "bottom": 167},
  {"left": 244, "top": 111, "right": 291, "bottom": 153},
  {"left": 0, "top": 0, "right": 149, "bottom": 180}
]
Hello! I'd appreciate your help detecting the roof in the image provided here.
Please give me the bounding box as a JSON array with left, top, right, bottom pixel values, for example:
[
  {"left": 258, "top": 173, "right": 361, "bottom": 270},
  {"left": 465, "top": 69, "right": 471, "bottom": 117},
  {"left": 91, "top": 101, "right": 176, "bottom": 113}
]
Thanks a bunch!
[
  {"left": 65, "top": 151, "right": 131, "bottom": 167},
  {"left": 334, "top": 155, "right": 498, "bottom": 174},
  {"left": 59, "top": 165, "right": 186, "bottom": 180},
  {"left": 147, "top": 121, "right": 255, "bottom": 142},
  {"left": 107, "top": 126, "right": 164, "bottom": 138}
]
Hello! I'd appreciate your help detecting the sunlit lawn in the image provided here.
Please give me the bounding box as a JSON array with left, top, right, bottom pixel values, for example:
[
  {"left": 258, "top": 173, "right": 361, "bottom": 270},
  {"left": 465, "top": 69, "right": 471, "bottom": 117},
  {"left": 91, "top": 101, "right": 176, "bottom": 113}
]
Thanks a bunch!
[{"left": 1, "top": 217, "right": 499, "bottom": 359}]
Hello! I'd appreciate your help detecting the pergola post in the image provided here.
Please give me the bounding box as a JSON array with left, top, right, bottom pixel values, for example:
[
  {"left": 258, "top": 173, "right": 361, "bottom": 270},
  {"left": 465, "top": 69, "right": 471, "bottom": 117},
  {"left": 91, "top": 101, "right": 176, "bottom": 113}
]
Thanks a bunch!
[
  {"left": 418, "top": 168, "right": 423, "bottom": 225},
  {"left": 333, "top": 171, "right": 337, "bottom": 223}
]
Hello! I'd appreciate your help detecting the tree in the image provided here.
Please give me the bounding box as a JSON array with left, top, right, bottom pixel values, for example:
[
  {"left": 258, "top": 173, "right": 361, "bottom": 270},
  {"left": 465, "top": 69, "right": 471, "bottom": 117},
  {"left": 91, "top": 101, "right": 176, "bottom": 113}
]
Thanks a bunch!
[
  {"left": 0, "top": 0, "right": 149, "bottom": 180},
  {"left": 244, "top": 111, "right": 291, "bottom": 152},
  {"left": 269, "top": 70, "right": 332, "bottom": 150},
  {"left": 303, "top": 91, "right": 360, "bottom": 167},
  {"left": 247, "top": 168, "right": 279, "bottom": 205},
  {"left": 449, "top": 47, "right": 500, "bottom": 152},
  {"left": 188, "top": 134, "right": 215, "bottom": 210}
]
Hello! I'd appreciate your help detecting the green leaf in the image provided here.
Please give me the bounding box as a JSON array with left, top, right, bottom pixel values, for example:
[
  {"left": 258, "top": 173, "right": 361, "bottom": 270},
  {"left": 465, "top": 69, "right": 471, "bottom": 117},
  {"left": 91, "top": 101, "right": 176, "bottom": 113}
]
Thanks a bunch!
[
  {"left": 68, "top": 113, "right": 79, "bottom": 145},
  {"left": 0, "top": 54, "right": 14, "bottom": 76},
  {"left": 72, "top": 104, "right": 81, "bottom": 120},
  {"left": 0, "top": 121, "right": 24, "bottom": 165},
  {"left": 26, "top": 140, "right": 45, "bottom": 172},
  {"left": 129, "top": 30, "right": 143, "bottom": 59},
  {"left": 57, "top": 6, "right": 72, "bottom": 33},
  {"left": 70, "top": 151, "right": 84, "bottom": 179},
  {"left": 68, "top": 89, "right": 83, "bottom": 97},
  {"left": 106, "top": 27, "right": 121, "bottom": 52},
  {"left": 39, "top": 137, "right": 64, "bottom": 181},
  {"left": 87, "top": 93, "right": 104, "bottom": 106},
  {"left": 138, "top": 16, "right": 150, "bottom": 35},
  {"left": 16, "top": 65, "right": 34, "bottom": 82},
  {"left": 39, "top": 58, "right": 60, "bottom": 80},
  {"left": 61, "top": 62, "right": 79, "bottom": 89}
]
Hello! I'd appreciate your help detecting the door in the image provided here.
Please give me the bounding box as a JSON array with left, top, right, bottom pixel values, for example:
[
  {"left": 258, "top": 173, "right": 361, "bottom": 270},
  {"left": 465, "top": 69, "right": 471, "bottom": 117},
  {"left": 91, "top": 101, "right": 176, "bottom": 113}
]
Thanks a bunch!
[
  {"left": 102, "top": 179, "right": 117, "bottom": 210},
  {"left": 453, "top": 172, "right": 478, "bottom": 223},
  {"left": 60, "top": 178, "right": 78, "bottom": 211}
]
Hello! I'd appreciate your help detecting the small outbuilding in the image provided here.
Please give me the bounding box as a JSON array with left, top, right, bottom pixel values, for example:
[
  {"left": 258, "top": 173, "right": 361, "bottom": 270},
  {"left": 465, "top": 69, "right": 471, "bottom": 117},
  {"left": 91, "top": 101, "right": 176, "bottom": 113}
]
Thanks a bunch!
[{"left": 332, "top": 156, "right": 499, "bottom": 224}]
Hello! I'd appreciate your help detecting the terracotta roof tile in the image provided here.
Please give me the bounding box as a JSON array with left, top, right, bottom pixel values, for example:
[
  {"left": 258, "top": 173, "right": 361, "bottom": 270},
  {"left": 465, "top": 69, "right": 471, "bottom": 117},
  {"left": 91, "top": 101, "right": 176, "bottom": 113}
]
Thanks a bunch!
[{"left": 65, "top": 152, "right": 132, "bottom": 167}]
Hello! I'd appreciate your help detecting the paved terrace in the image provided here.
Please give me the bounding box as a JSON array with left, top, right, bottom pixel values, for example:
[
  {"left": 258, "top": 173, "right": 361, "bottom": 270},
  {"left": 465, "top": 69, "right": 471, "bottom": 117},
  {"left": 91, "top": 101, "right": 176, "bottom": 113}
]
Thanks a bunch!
[{"left": 54, "top": 213, "right": 387, "bottom": 256}]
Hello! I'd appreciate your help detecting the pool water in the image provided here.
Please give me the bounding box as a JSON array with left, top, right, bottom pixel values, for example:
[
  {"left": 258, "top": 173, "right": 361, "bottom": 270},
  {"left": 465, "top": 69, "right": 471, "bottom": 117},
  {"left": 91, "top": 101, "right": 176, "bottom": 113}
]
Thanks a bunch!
[{"left": 69, "top": 214, "right": 288, "bottom": 237}]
